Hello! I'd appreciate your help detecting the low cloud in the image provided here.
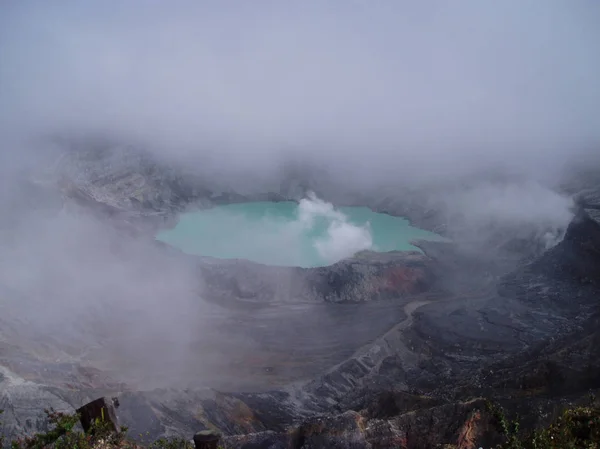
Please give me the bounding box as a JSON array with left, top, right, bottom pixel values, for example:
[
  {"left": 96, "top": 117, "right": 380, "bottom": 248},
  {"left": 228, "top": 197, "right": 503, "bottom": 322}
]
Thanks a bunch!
[{"left": 1, "top": 1, "right": 599, "bottom": 183}]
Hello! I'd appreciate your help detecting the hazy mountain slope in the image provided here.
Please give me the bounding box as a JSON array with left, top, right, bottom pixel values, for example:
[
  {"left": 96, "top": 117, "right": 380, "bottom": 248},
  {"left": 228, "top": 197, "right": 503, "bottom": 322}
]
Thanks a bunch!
[{"left": 1, "top": 147, "right": 599, "bottom": 448}]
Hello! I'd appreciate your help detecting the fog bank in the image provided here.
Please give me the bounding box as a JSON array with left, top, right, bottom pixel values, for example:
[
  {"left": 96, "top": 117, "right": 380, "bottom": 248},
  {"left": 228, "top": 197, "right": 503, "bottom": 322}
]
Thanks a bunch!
[{"left": 1, "top": 1, "right": 599, "bottom": 183}]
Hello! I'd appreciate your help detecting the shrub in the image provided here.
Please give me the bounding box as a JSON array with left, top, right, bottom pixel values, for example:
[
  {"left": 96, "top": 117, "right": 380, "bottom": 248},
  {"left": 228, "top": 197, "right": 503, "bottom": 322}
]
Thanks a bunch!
[
  {"left": 487, "top": 397, "right": 600, "bottom": 449},
  {"left": 4, "top": 408, "right": 134, "bottom": 449}
]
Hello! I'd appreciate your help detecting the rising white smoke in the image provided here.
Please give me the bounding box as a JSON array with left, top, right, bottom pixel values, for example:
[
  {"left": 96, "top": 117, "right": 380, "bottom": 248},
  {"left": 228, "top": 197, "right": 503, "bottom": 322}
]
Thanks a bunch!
[
  {"left": 297, "top": 191, "right": 346, "bottom": 225},
  {"left": 314, "top": 220, "right": 373, "bottom": 263},
  {"left": 297, "top": 192, "right": 373, "bottom": 263}
]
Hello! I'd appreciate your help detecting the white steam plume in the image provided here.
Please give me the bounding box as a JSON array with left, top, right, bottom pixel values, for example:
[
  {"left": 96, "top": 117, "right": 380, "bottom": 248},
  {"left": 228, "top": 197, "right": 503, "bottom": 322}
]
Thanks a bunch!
[{"left": 298, "top": 192, "right": 373, "bottom": 263}]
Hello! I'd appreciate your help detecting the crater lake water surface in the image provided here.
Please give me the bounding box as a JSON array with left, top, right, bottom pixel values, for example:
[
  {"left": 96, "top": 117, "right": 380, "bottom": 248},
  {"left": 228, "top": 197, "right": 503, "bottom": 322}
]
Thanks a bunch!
[{"left": 156, "top": 197, "right": 446, "bottom": 267}]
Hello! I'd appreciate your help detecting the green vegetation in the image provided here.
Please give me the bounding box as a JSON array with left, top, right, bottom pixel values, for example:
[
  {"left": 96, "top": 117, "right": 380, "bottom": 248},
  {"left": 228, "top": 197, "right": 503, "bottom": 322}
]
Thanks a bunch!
[
  {"left": 3, "top": 408, "right": 133, "bottom": 449},
  {"left": 487, "top": 396, "right": 600, "bottom": 449},
  {"left": 2, "top": 399, "right": 599, "bottom": 448},
  {"left": 0, "top": 409, "right": 197, "bottom": 449}
]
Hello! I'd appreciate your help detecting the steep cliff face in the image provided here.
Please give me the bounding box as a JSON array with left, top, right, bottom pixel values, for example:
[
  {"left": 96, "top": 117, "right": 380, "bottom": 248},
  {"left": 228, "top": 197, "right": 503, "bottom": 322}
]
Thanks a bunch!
[
  {"left": 532, "top": 208, "right": 600, "bottom": 283},
  {"left": 499, "top": 207, "right": 600, "bottom": 312}
]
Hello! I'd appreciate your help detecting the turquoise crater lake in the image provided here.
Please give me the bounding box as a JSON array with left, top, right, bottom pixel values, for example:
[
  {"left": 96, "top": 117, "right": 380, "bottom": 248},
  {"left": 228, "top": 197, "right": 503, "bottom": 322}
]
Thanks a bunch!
[{"left": 156, "top": 195, "right": 446, "bottom": 268}]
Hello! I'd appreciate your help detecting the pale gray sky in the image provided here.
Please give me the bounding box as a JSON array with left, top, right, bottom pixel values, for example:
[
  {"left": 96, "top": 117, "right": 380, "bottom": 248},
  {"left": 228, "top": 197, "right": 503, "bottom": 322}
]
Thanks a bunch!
[{"left": 1, "top": 1, "right": 599, "bottom": 181}]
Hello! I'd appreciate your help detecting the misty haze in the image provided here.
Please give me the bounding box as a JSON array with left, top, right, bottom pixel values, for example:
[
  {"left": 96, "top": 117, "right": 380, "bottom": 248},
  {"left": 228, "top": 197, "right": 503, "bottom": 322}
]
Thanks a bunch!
[{"left": 0, "top": 1, "right": 600, "bottom": 448}]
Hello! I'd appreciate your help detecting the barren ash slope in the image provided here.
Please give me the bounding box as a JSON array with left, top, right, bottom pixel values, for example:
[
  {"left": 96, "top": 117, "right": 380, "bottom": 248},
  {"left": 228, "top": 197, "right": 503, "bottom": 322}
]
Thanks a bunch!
[{"left": 1, "top": 145, "right": 600, "bottom": 449}]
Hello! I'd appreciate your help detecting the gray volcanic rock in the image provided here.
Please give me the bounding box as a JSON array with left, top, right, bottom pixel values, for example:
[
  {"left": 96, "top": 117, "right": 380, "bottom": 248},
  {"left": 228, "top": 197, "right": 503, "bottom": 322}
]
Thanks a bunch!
[
  {"left": 559, "top": 162, "right": 600, "bottom": 225},
  {"left": 51, "top": 143, "right": 206, "bottom": 214},
  {"left": 2, "top": 143, "right": 600, "bottom": 448},
  {"left": 197, "top": 251, "right": 434, "bottom": 305},
  {"left": 209, "top": 204, "right": 600, "bottom": 448},
  {"left": 0, "top": 360, "right": 124, "bottom": 443},
  {"left": 0, "top": 234, "right": 444, "bottom": 442}
]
